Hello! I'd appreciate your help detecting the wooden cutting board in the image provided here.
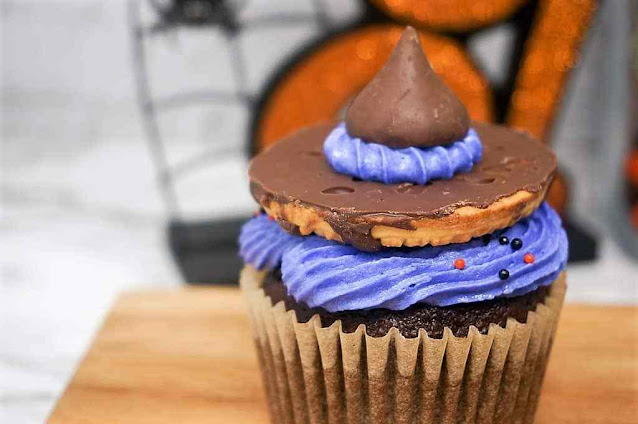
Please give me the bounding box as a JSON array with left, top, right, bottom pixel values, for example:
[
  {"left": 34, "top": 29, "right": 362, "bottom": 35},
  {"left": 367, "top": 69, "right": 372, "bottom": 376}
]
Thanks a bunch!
[{"left": 48, "top": 287, "right": 638, "bottom": 424}]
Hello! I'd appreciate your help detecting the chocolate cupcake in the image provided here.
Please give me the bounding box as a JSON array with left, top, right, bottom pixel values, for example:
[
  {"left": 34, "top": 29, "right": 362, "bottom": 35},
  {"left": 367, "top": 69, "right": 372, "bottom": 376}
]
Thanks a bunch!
[{"left": 239, "top": 27, "right": 567, "bottom": 424}]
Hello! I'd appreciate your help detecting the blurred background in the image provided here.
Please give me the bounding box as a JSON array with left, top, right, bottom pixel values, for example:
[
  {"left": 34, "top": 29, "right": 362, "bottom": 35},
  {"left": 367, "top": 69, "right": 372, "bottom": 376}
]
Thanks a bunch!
[{"left": 2, "top": 0, "right": 637, "bottom": 422}]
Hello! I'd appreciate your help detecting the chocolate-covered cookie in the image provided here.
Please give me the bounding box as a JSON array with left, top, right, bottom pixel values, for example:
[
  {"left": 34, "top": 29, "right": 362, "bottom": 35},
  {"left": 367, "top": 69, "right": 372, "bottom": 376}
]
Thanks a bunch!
[{"left": 249, "top": 121, "right": 556, "bottom": 251}]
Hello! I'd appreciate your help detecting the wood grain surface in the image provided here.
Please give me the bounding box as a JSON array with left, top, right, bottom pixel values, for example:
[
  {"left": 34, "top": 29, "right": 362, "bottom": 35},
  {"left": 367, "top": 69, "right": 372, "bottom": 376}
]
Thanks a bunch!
[{"left": 48, "top": 287, "right": 638, "bottom": 424}]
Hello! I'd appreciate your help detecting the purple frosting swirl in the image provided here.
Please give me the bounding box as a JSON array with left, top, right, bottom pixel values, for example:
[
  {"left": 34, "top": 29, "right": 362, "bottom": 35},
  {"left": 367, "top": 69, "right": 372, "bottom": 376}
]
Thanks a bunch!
[
  {"left": 323, "top": 122, "right": 482, "bottom": 185},
  {"left": 238, "top": 214, "right": 303, "bottom": 271},
  {"left": 239, "top": 203, "right": 568, "bottom": 311}
]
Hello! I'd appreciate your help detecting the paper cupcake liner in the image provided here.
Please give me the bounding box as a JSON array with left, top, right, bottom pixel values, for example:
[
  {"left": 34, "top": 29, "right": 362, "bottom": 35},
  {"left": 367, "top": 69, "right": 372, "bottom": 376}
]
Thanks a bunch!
[{"left": 240, "top": 266, "right": 566, "bottom": 424}]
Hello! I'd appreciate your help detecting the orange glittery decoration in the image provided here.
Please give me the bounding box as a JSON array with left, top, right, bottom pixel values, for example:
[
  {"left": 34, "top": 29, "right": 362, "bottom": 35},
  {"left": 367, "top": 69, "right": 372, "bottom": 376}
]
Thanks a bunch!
[
  {"left": 370, "top": 0, "right": 528, "bottom": 32},
  {"left": 626, "top": 149, "right": 638, "bottom": 187},
  {"left": 546, "top": 170, "right": 568, "bottom": 217},
  {"left": 256, "top": 25, "right": 492, "bottom": 151},
  {"left": 256, "top": 1, "right": 596, "bottom": 155},
  {"left": 454, "top": 258, "right": 466, "bottom": 270},
  {"left": 507, "top": 0, "right": 597, "bottom": 141},
  {"left": 524, "top": 253, "right": 535, "bottom": 264}
]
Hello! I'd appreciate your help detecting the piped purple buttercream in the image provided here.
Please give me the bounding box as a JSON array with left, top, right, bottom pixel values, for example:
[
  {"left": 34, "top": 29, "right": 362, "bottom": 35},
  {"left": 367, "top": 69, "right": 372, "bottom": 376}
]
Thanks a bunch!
[
  {"left": 323, "top": 122, "right": 482, "bottom": 185},
  {"left": 238, "top": 214, "right": 303, "bottom": 271},
  {"left": 239, "top": 203, "right": 567, "bottom": 311}
]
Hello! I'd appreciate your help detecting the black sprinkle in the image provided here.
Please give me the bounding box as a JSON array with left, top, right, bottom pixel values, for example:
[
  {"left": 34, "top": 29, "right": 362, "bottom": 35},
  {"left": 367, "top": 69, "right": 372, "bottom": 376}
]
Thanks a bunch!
[
  {"left": 498, "top": 236, "right": 509, "bottom": 245},
  {"left": 511, "top": 238, "right": 523, "bottom": 250},
  {"left": 499, "top": 269, "right": 510, "bottom": 280},
  {"left": 482, "top": 234, "right": 491, "bottom": 245}
]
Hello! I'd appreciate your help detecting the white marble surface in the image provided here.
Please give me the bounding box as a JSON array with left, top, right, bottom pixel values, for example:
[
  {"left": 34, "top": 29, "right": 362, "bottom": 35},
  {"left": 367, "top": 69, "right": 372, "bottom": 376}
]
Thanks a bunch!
[{"left": 1, "top": 1, "right": 637, "bottom": 423}]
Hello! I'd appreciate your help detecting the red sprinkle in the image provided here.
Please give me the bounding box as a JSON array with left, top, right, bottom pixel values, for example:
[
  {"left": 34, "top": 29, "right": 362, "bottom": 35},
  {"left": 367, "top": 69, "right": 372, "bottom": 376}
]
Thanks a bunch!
[
  {"left": 454, "top": 258, "right": 465, "bottom": 270},
  {"left": 268, "top": 215, "right": 275, "bottom": 221},
  {"left": 524, "top": 253, "right": 535, "bottom": 264}
]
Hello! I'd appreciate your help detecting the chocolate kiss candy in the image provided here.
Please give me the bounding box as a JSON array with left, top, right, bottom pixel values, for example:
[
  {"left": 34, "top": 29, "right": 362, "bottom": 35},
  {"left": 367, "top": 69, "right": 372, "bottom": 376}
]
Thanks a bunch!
[{"left": 345, "top": 26, "right": 470, "bottom": 148}]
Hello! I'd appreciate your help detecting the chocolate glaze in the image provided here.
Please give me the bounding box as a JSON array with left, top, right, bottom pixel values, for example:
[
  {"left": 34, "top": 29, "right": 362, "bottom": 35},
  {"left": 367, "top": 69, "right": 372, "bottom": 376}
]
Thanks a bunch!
[
  {"left": 345, "top": 26, "right": 470, "bottom": 148},
  {"left": 262, "top": 269, "right": 550, "bottom": 339},
  {"left": 249, "top": 122, "right": 556, "bottom": 251},
  {"left": 276, "top": 218, "right": 302, "bottom": 236}
]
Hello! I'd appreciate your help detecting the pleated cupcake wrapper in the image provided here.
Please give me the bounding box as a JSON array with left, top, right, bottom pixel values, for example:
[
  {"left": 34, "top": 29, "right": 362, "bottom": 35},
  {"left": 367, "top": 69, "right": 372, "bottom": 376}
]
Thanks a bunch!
[{"left": 240, "top": 266, "right": 566, "bottom": 424}]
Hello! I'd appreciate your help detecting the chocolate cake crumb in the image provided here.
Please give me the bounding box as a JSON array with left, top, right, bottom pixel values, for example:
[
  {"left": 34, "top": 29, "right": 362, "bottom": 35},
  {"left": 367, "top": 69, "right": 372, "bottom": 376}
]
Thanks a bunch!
[{"left": 262, "top": 269, "right": 549, "bottom": 339}]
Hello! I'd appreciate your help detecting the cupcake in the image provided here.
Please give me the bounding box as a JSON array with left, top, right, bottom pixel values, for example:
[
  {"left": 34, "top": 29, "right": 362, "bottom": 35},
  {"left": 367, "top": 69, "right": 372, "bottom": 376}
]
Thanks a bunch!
[{"left": 239, "top": 27, "right": 567, "bottom": 424}]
